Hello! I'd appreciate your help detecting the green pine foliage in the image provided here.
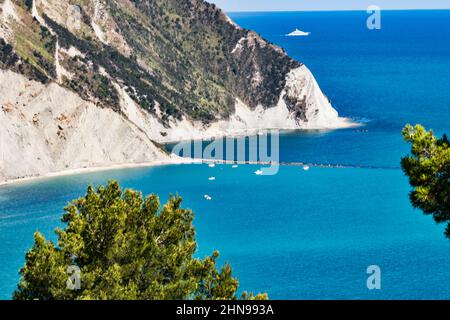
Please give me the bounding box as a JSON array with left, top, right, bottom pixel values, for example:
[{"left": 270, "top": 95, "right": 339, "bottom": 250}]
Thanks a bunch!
[
  {"left": 402, "top": 125, "right": 450, "bottom": 237},
  {"left": 14, "top": 181, "right": 267, "bottom": 300}
]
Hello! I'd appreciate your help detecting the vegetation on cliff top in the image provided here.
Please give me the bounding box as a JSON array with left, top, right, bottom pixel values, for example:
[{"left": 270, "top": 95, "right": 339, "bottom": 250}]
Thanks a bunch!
[{"left": 1, "top": 0, "right": 300, "bottom": 124}]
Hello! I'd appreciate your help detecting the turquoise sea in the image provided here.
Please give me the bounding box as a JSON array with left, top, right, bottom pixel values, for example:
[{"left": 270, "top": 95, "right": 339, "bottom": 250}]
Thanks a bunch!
[{"left": 1, "top": 11, "right": 450, "bottom": 299}]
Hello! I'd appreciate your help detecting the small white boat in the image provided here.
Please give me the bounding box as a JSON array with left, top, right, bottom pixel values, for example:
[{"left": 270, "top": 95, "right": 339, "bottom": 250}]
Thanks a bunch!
[
  {"left": 204, "top": 195, "right": 212, "bottom": 201},
  {"left": 286, "top": 28, "right": 311, "bottom": 37},
  {"left": 208, "top": 177, "right": 216, "bottom": 181},
  {"left": 208, "top": 163, "right": 216, "bottom": 168},
  {"left": 232, "top": 165, "right": 239, "bottom": 169},
  {"left": 255, "top": 170, "right": 264, "bottom": 176},
  {"left": 303, "top": 165, "right": 310, "bottom": 171}
]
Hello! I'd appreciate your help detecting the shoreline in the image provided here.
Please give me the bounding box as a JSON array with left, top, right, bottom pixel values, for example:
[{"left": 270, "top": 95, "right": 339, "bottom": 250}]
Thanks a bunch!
[
  {"left": 0, "top": 120, "right": 363, "bottom": 187},
  {"left": 0, "top": 158, "right": 201, "bottom": 188},
  {"left": 0, "top": 156, "right": 400, "bottom": 188},
  {"left": 160, "top": 117, "right": 361, "bottom": 144}
]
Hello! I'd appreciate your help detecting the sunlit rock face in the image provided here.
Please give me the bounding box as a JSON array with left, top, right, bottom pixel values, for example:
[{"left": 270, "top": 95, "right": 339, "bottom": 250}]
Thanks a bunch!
[{"left": 0, "top": 0, "right": 352, "bottom": 182}]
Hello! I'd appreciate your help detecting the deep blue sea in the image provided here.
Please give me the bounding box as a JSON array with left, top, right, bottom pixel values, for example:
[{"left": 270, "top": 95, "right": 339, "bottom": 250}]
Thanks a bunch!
[{"left": 1, "top": 11, "right": 450, "bottom": 300}]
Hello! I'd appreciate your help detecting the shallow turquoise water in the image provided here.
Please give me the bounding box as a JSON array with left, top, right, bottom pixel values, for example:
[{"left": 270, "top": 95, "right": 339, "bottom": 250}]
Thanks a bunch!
[
  {"left": 1, "top": 10, "right": 450, "bottom": 299},
  {"left": 1, "top": 164, "right": 449, "bottom": 299}
]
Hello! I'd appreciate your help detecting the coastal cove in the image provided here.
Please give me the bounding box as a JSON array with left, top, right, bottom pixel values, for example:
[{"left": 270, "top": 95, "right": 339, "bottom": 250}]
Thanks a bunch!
[{"left": 1, "top": 10, "right": 450, "bottom": 299}]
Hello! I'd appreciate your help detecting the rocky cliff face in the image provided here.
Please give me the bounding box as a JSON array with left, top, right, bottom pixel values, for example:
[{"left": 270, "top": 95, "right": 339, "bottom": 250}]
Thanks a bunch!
[
  {"left": 0, "top": 0, "right": 351, "bottom": 182},
  {"left": 0, "top": 69, "right": 173, "bottom": 183}
]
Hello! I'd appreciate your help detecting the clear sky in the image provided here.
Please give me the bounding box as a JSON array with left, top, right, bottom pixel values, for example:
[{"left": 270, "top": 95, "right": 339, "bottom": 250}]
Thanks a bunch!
[{"left": 208, "top": 0, "right": 450, "bottom": 12}]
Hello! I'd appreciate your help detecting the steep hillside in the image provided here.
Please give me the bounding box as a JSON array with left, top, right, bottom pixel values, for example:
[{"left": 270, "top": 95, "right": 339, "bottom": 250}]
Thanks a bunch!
[
  {"left": 0, "top": 69, "right": 175, "bottom": 183},
  {"left": 0, "top": 0, "right": 352, "bottom": 182}
]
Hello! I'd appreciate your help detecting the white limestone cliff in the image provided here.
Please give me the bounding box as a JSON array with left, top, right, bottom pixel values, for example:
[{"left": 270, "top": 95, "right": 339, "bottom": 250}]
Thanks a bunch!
[
  {"left": 0, "top": 1, "right": 356, "bottom": 184},
  {"left": 0, "top": 70, "right": 173, "bottom": 184}
]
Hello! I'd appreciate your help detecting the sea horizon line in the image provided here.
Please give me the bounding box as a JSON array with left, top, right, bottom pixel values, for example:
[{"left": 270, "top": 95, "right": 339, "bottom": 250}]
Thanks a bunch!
[{"left": 227, "top": 8, "right": 450, "bottom": 14}]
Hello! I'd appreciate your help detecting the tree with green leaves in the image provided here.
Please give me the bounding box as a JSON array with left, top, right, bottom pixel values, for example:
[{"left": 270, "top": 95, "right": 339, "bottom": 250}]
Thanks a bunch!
[
  {"left": 401, "top": 124, "right": 450, "bottom": 237},
  {"left": 14, "top": 181, "right": 267, "bottom": 300}
]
